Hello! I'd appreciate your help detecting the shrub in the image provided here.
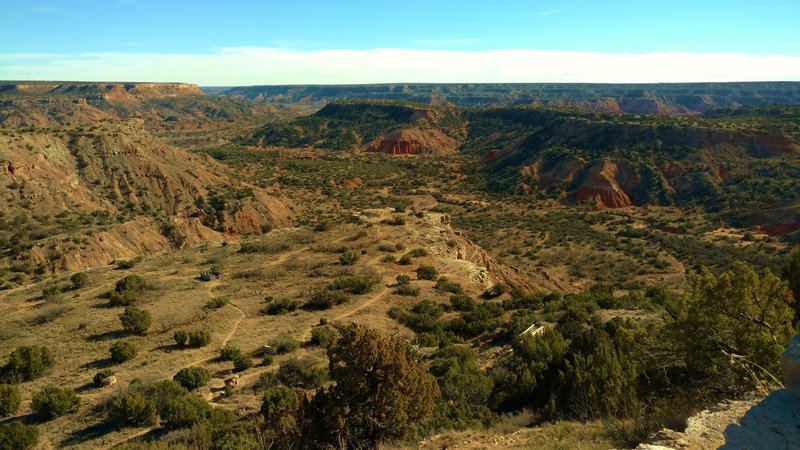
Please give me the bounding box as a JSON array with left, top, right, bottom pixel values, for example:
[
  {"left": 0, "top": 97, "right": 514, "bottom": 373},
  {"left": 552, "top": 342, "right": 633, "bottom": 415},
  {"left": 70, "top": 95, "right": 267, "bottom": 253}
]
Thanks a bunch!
[
  {"left": 271, "top": 334, "right": 300, "bottom": 354},
  {"left": 435, "top": 277, "right": 464, "bottom": 294},
  {"left": 378, "top": 244, "right": 398, "bottom": 252},
  {"left": 119, "top": 307, "right": 151, "bottom": 335},
  {"left": 310, "top": 327, "right": 336, "bottom": 347},
  {"left": 409, "top": 248, "right": 428, "bottom": 257},
  {"left": 115, "top": 258, "right": 141, "bottom": 270},
  {"left": 262, "top": 355, "right": 274, "bottom": 366},
  {"left": 31, "top": 386, "right": 79, "bottom": 420},
  {"left": 220, "top": 346, "right": 243, "bottom": 361},
  {"left": 115, "top": 274, "right": 146, "bottom": 293},
  {"left": 173, "top": 367, "right": 211, "bottom": 391},
  {"left": 331, "top": 275, "right": 376, "bottom": 294},
  {"left": 93, "top": 369, "right": 115, "bottom": 387},
  {"left": 70, "top": 272, "right": 89, "bottom": 290},
  {"left": 396, "top": 274, "right": 411, "bottom": 285},
  {"left": 205, "top": 296, "right": 229, "bottom": 309},
  {"left": 398, "top": 254, "right": 413, "bottom": 265},
  {"left": 0, "top": 421, "right": 39, "bottom": 450},
  {"left": 162, "top": 395, "right": 211, "bottom": 430},
  {"left": 255, "top": 372, "right": 278, "bottom": 391},
  {"left": 110, "top": 341, "right": 137, "bottom": 363},
  {"left": 381, "top": 255, "right": 397, "bottom": 263},
  {"left": 1, "top": 346, "right": 53, "bottom": 382},
  {"left": 339, "top": 251, "right": 359, "bottom": 266},
  {"left": 276, "top": 359, "right": 328, "bottom": 389},
  {"left": 394, "top": 284, "right": 421, "bottom": 297},
  {"left": 107, "top": 391, "right": 158, "bottom": 427},
  {"left": 174, "top": 330, "right": 189, "bottom": 346},
  {"left": 0, "top": 384, "right": 21, "bottom": 416},
  {"left": 305, "top": 289, "right": 349, "bottom": 310},
  {"left": 313, "top": 220, "right": 333, "bottom": 232},
  {"left": 187, "top": 330, "right": 211, "bottom": 348},
  {"left": 232, "top": 354, "right": 253, "bottom": 372},
  {"left": 416, "top": 265, "right": 439, "bottom": 281},
  {"left": 450, "top": 294, "right": 477, "bottom": 312},
  {"left": 263, "top": 297, "right": 299, "bottom": 315}
]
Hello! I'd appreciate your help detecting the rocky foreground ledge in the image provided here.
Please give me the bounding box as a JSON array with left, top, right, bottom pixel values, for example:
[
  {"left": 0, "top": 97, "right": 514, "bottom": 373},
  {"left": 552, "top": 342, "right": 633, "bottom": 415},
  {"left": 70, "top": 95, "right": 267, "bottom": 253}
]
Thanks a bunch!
[{"left": 638, "top": 334, "right": 800, "bottom": 449}]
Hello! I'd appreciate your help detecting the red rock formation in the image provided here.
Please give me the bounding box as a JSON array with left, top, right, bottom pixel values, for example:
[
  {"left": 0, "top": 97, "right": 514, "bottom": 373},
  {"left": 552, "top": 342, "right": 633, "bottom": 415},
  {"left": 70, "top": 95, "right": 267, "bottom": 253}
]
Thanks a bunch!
[
  {"left": 340, "top": 177, "right": 364, "bottom": 188},
  {"left": 366, "top": 138, "right": 423, "bottom": 155},
  {"left": 574, "top": 160, "right": 633, "bottom": 209}
]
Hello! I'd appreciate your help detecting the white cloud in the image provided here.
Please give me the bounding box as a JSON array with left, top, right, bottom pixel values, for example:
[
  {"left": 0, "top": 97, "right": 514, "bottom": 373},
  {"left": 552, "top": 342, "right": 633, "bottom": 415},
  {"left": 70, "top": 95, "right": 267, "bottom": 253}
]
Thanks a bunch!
[
  {"left": 410, "top": 38, "right": 483, "bottom": 47},
  {"left": 1, "top": 48, "right": 799, "bottom": 85}
]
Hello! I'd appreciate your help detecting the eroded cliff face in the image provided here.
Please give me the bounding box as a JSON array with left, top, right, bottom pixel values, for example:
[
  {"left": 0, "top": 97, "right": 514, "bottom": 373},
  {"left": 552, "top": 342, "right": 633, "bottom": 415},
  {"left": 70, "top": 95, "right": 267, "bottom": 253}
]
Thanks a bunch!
[
  {"left": 364, "top": 128, "right": 461, "bottom": 155},
  {"left": 0, "top": 120, "right": 295, "bottom": 270},
  {"left": 485, "top": 116, "right": 800, "bottom": 218}
]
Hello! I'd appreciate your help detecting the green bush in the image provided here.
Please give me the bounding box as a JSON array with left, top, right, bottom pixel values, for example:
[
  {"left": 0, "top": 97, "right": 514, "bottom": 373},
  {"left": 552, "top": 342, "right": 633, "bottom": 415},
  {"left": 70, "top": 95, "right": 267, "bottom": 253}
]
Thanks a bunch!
[
  {"left": 396, "top": 274, "right": 411, "bottom": 285},
  {"left": 219, "top": 346, "right": 243, "bottom": 361},
  {"left": 435, "top": 277, "right": 464, "bottom": 294},
  {"left": 416, "top": 265, "right": 439, "bottom": 281},
  {"left": 481, "top": 283, "right": 506, "bottom": 299},
  {"left": 409, "top": 248, "right": 428, "bottom": 257},
  {"left": 0, "top": 421, "right": 39, "bottom": 450},
  {"left": 188, "top": 330, "right": 211, "bottom": 348},
  {"left": 271, "top": 334, "right": 300, "bottom": 354},
  {"left": 173, "top": 367, "right": 211, "bottom": 391},
  {"left": 93, "top": 369, "right": 115, "bottom": 386},
  {"left": 339, "top": 251, "right": 359, "bottom": 266},
  {"left": 398, "top": 254, "right": 413, "bottom": 265},
  {"left": 0, "top": 384, "right": 21, "bottom": 416},
  {"left": 232, "top": 354, "right": 253, "bottom": 372},
  {"left": 70, "top": 272, "right": 89, "bottom": 290},
  {"left": 394, "top": 284, "right": 420, "bottom": 297},
  {"left": 162, "top": 395, "right": 212, "bottom": 430},
  {"left": 330, "top": 275, "right": 376, "bottom": 294},
  {"left": 1, "top": 346, "right": 53, "bottom": 382},
  {"left": 31, "top": 385, "right": 79, "bottom": 420},
  {"left": 205, "top": 296, "right": 229, "bottom": 309},
  {"left": 107, "top": 391, "right": 158, "bottom": 427},
  {"left": 173, "top": 330, "right": 189, "bottom": 346},
  {"left": 305, "top": 289, "right": 349, "bottom": 310},
  {"left": 119, "top": 307, "right": 151, "bottom": 335},
  {"left": 310, "top": 327, "right": 336, "bottom": 347},
  {"left": 263, "top": 297, "right": 299, "bottom": 315},
  {"left": 276, "top": 359, "right": 329, "bottom": 389},
  {"left": 110, "top": 341, "right": 137, "bottom": 364}
]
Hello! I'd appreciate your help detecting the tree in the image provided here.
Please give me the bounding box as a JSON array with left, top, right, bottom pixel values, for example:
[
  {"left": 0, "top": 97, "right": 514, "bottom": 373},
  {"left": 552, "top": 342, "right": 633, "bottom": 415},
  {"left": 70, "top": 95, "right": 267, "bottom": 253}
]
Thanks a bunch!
[
  {"left": 70, "top": 272, "right": 89, "bottom": 290},
  {"left": 119, "top": 307, "right": 151, "bottom": 335},
  {"left": 260, "top": 387, "right": 307, "bottom": 449},
  {"left": 31, "top": 386, "right": 79, "bottom": 420},
  {"left": 425, "top": 345, "right": 496, "bottom": 432},
  {"left": 0, "top": 384, "right": 21, "bottom": 416},
  {"left": 110, "top": 341, "right": 137, "bottom": 363},
  {"left": 677, "top": 262, "right": 795, "bottom": 393},
  {"left": 781, "top": 247, "right": 800, "bottom": 319},
  {"left": 0, "top": 421, "right": 39, "bottom": 450},
  {"left": 309, "top": 323, "right": 439, "bottom": 447},
  {"left": 173, "top": 367, "right": 211, "bottom": 391},
  {"left": 162, "top": 395, "right": 212, "bottom": 430},
  {"left": 1, "top": 346, "right": 53, "bottom": 382},
  {"left": 107, "top": 391, "right": 158, "bottom": 427}
]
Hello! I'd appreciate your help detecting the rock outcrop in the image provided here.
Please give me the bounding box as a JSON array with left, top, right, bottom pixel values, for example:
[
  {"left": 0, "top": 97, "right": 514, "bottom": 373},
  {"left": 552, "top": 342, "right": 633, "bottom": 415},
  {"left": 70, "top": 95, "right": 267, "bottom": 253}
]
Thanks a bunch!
[{"left": 364, "top": 128, "right": 461, "bottom": 155}]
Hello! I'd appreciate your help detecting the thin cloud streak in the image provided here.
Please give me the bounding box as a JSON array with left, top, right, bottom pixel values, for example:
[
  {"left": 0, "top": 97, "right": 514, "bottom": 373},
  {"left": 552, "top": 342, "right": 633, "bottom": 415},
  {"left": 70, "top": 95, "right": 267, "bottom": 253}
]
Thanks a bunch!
[{"left": 1, "top": 48, "right": 799, "bottom": 85}]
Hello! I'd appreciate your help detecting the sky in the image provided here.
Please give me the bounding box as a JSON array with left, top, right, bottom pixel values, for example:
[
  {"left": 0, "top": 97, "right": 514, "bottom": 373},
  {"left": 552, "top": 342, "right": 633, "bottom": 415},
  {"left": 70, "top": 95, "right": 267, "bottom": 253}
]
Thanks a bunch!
[{"left": 1, "top": 0, "right": 799, "bottom": 85}]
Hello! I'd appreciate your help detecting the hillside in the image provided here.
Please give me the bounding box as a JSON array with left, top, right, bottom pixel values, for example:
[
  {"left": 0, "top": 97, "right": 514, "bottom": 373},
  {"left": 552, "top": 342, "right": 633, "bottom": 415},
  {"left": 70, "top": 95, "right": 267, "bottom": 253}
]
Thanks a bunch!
[
  {"left": 0, "top": 81, "right": 293, "bottom": 130},
  {"left": 248, "top": 100, "right": 467, "bottom": 154},
  {"left": 217, "top": 82, "right": 800, "bottom": 114},
  {"left": 0, "top": 120, "right": 294, "bottom": 278}
]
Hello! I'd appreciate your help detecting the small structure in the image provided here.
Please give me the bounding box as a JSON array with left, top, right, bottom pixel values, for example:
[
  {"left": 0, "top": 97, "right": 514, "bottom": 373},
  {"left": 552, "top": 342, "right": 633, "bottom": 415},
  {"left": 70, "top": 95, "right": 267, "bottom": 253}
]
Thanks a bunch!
[{"left": 100, "top": 375, "right": 117, "bottom": 388}]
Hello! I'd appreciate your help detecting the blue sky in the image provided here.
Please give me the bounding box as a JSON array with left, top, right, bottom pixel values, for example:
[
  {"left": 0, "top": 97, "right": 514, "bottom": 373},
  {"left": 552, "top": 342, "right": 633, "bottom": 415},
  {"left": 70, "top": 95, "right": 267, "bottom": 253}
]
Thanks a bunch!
[{"left": 1, "top": 0, "right": 799, "bottom": 84}]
